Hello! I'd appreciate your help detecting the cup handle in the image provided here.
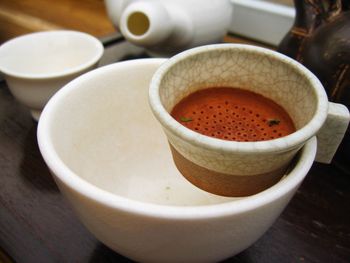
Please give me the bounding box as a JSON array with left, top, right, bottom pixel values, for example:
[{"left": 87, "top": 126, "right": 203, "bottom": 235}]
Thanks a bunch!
[{"left": 315, "top": 102, "right": 350, "bottom": 164}]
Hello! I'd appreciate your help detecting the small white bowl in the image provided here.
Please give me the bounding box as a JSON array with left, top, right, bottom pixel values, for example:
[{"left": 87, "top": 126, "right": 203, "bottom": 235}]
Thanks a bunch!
[
  {"left": 0, "top": 30, "right": 104, "bottom": 120},
  {"left": 38, "top": 58, "right": 317, "bottom": 262}
]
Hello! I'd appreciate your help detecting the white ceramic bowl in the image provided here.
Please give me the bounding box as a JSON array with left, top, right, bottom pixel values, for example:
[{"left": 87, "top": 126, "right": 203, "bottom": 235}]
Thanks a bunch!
[
  {"left": 37, "top": 58, "right": 317, "bottom": 263},
  {"left": 0, "top": 30, "right": 104, "bottom": 120}
]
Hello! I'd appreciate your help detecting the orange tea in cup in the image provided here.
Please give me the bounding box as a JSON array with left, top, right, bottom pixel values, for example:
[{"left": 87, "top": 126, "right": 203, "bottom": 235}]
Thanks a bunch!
[{"left": 171, "top": 87, "right": 296, "bottom": 141}]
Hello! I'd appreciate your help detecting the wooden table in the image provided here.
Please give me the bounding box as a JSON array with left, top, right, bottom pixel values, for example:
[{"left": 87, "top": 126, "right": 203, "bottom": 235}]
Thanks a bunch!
[
  {"left": 0, "top": 0, "right": 115, "bottom": 43},
  {"left": 0, "top": 1, "right": 349, "bottom": 262}
]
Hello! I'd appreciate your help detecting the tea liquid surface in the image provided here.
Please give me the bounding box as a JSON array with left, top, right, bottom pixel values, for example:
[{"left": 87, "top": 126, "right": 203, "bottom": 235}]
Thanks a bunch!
[{"left": 171, "top": 87, "right": 296, "bottom": 142}]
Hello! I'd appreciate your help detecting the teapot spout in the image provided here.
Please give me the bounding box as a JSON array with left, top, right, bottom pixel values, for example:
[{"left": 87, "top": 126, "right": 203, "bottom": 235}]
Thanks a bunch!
[
  {"left": 119, "top": 1, "right": 173, "bottom": 47},
  {"left": 106, "top": 0, "right": 232, "bottom": 56}
]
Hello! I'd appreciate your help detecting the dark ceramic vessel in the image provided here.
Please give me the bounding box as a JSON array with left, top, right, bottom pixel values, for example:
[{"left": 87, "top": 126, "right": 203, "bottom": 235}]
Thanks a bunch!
[{"left": 278, "top": 0, "right": 350, "bottom": 173}]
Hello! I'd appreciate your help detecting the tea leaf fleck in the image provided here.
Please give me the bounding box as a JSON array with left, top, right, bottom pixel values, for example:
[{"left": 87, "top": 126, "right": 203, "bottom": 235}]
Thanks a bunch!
[
  {"left": 180, "top": 116, "right": 193, "bottom": 122},
  {"left": 267, "top": 119, "right": 280, "bottom": 126}
]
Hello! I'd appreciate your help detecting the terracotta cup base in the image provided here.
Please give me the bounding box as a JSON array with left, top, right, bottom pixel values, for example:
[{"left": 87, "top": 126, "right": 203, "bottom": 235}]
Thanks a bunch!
[{"left": 169, "top": 145, "right": 290, "bottom": 197}]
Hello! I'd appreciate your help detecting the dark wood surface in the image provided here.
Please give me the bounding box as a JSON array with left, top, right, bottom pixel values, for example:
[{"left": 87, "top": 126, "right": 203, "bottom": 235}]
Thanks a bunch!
[{"left": 0, "top": 50, "right": 350, "bottom": 263}]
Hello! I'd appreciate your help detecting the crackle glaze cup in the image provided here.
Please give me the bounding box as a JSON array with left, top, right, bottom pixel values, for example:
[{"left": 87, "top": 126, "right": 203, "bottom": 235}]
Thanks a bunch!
[
  {"left": 149, "top": 44, "right": 350, "bottom": 197},
  {"left": 38, "top": 58, "right": 319, "bottom": 263},
  {"left": 0, "top": 30, "right": 104, "bottom": 120}
]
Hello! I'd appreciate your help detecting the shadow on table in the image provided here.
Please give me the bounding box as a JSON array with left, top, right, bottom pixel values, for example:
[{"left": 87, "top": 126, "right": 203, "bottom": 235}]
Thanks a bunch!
[
  {"left": 87, "top": 242, "right": 256, "bottom": 263},
  {"left": 19, "top": 123, "right": 59, "bottom": 192},
  {"left": 88, "top": 243, "right": 132, "bottom": 263}
]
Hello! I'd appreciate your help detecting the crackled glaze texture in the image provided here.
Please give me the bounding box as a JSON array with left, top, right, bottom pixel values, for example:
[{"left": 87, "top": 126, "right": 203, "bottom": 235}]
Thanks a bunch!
[
  {"left": 149, "top": 44, "right": 349, "bottom": 195},
  {"left": 160, "top": 48, "right": 317, "bottom": 130},
  {"left": 164, "top": 130, "right": 299, "bottom": 175}
]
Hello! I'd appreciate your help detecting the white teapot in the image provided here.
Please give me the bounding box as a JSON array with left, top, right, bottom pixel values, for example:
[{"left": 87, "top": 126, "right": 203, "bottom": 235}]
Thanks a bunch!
[{"left": 104, "top": 0, "right": 233, "bottom": 56}]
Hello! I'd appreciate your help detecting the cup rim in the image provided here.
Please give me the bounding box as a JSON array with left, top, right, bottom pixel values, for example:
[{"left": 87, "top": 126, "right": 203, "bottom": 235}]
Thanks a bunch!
[
  {"left": 37, "top": 58, "right": 317, "bottom": 220},
  {"left": 149, "top": 44, "right": 329, "bottom": 154},
  {"left": 0, "top": 30, "right": 104, "bottom": 79}
]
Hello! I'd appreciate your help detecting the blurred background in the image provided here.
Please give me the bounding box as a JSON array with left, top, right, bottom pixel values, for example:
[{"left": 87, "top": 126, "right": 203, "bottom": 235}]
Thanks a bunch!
[{"left": 0, "top": 0, "right": 294, "bottom": 46}]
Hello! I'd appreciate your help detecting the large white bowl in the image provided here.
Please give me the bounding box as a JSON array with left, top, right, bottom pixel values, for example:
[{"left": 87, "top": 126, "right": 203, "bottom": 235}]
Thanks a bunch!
[
  {"left": 37, "top": 58, "right": 317, "bottom": 263},
  {"left": 0, "top": 30, "right": 104, "bottom": 120}
]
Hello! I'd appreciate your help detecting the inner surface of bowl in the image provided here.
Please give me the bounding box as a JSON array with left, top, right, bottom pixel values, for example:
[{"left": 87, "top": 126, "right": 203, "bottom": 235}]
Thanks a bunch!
[
  {"left": 44, "top": 59, "right": 238, "bottom": 206},
  {"left": 0, "top": 30, "right": 103, "bottom": 78},
  {"left": 159, "top": 45, "right": 319, "bottom": 130}
]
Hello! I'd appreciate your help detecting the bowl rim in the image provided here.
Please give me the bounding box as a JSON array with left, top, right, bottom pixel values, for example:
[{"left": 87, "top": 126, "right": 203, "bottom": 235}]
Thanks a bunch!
[
  {"left": 37, "top": 58, "right": 317, "bottom": 220},
  {"left": 0, "top": 30, "right": 104, "bottom": 79},
  {"left": 149, "top": 43, "right": 328, "bottom": 154}
]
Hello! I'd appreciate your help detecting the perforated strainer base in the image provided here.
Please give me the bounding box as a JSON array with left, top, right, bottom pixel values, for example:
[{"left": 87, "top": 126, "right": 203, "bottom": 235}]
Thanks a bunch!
[{"left": 171, "top": 87, "right": 296, "bottom": 142}]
